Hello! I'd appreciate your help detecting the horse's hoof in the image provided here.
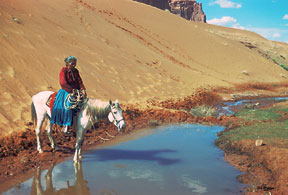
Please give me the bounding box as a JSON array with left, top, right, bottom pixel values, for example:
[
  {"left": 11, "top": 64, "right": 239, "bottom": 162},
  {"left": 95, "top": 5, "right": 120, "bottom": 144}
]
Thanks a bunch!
[{"left": 38, "top": 149, "right": 43, "bottom": 154}]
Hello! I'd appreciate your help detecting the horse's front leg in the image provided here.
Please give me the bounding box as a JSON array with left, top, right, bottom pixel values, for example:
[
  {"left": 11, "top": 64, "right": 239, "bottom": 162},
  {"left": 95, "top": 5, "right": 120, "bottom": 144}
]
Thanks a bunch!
[
  {"left": 73, "top": 128, "right": 85, "bottom": 163},
  {"left": 31, "top": 167, "right": 44, "bottom": 194},
  {"left": 46, "top": 119, "right": 59, "bottom": 151}
]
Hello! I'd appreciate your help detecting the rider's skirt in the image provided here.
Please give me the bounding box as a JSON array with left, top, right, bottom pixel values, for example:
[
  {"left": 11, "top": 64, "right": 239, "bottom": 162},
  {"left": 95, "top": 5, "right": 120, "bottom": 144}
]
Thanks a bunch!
[{"left": 50, "top": 89, "right": 74, "bottom": 126}]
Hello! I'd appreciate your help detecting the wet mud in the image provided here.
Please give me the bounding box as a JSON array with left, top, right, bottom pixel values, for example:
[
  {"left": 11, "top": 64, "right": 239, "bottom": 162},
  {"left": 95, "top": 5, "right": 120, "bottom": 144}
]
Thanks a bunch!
[{"left": 0, "top": 87, "right": 288, "bottom": 194}]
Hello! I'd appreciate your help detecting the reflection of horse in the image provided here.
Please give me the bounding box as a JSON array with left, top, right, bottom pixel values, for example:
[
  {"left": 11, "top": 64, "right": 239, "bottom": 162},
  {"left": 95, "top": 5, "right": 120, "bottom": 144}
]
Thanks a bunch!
[
  {"left": 31, "top": 162, "right": 89, "bottom": 195},
  {"left": 31, "top": 91, "right": 125, "bottom": 162}
]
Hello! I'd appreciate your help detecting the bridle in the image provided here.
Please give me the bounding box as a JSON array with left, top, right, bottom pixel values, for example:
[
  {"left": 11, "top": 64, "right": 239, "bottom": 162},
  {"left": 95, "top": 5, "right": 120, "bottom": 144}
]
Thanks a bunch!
[{"left": 110, "top": 105, "right": 124, "bottom": 125}]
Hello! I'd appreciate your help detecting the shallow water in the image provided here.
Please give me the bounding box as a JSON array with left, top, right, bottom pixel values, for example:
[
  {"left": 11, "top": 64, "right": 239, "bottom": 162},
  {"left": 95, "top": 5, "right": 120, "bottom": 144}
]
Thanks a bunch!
[
  {"left": 218, "top": 96, "right": 288, "bottom": 116},
  {"left": 4, "top": 124, "right": 246, "bottom": 195}
]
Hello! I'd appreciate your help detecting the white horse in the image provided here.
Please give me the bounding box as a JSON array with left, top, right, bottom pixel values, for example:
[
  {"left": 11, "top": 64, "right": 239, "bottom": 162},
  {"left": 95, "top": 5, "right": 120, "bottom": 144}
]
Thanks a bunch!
[{"left": 31, "top": 91, "right": 125, "bottom": 162}]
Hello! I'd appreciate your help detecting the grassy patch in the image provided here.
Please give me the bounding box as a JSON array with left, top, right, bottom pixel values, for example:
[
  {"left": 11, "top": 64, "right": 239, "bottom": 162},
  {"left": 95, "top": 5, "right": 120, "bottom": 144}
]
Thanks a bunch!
[
  {"left": 218, "top": 106, "right": 288, "bottom": 147},
  {"left": 221, "top": 121, "right": 288, "bottom": 143},
  {"left": 190, "top": 105, "right": 218, "bottom": 117},
  {"left": 280, "top": 64, "right": 288, "bottom": 71},
  {"left": 235, "top": 107, "right": 281, "bottom": 121}
]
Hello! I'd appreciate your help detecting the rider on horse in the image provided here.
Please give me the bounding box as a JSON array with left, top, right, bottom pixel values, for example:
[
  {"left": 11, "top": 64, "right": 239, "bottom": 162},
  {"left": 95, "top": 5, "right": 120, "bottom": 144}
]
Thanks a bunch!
[{"left": 51, "top": 56, "right": 86, "bottom": 133}]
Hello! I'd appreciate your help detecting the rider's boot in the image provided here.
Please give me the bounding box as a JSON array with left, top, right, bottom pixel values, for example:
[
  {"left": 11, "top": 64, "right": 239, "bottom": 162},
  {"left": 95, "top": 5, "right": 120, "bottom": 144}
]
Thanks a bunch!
[{"left": 61, "top": 126, "right": 70, "bottom": 134}]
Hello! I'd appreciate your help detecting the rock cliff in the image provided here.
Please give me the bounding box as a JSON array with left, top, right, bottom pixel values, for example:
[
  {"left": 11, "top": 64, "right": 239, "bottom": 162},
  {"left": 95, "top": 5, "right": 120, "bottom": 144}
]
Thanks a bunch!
[
  {"left": 133, "top": 0, "right": 170, "bottom": 10},
  {"left": 133, "top": 0, "right": 206, "bottom": 22}
]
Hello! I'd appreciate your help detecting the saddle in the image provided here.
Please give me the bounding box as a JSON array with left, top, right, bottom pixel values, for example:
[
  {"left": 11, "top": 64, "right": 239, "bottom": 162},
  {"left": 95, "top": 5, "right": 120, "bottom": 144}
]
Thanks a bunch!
[{"left": 46, "top": 92, "right": 57, "bottom": 113}]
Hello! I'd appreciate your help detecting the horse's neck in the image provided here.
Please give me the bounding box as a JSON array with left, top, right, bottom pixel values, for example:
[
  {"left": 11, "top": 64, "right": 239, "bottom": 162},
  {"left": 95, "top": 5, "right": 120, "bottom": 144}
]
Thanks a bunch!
[{"left": 86, "top": 99, "right": 110, "bottom": 121}]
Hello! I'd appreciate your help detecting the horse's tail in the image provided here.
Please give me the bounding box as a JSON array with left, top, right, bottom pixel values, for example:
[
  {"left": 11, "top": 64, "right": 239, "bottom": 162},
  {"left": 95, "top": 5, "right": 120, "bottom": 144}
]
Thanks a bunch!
[{"left": 31, "top": 101, "right": 37, "bottom": 127}]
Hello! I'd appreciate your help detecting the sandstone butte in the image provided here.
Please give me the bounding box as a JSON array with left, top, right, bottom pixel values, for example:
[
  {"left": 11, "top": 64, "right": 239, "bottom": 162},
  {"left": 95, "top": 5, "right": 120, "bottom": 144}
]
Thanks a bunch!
[
  {"left": 134, "top": 0, "right": 206, "bottom": 22},
  {"left": 0, "top": 0, "right": 288, "bottom": 137}
]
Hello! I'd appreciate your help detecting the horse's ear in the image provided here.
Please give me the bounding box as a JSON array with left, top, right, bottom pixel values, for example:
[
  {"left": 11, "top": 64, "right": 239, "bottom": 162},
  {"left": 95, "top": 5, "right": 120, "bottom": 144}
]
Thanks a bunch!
[
  {"left": 109, "top": 99, "right": 112, "bottom": 105},
  {"left": 115, "top": 99, "right": 119, "bottom": 104}
]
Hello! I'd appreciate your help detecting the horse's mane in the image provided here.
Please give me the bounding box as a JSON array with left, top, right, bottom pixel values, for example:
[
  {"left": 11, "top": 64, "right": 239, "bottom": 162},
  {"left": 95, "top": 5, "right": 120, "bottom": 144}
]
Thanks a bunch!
[{"left": 86, "top": 99, "right": 110, "bottom": 121}]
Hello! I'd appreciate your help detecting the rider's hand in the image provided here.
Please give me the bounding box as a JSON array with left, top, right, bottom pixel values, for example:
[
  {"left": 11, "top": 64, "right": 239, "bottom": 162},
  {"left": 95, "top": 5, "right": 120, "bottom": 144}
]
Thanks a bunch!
[{"left": 81, "top": 89, "right": 87, "bottom": 97}]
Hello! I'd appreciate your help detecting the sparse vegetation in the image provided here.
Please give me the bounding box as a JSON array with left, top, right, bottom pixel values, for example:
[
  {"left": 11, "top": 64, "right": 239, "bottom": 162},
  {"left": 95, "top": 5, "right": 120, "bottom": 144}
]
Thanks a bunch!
[
  {"left": 189, "top": 105, "right": 218, "bottom": 117},
  {"left": 234, "top": 82, "right": 276, "bottom": 91},
  {"left": 218, "top": 106, "right": 288, "bottom": 147},
  {"left": 280, "top": 64, "right": 288, "bottom": 71},
  {"left": 272, "top": 58, "right": 278, "bottom": 64}
]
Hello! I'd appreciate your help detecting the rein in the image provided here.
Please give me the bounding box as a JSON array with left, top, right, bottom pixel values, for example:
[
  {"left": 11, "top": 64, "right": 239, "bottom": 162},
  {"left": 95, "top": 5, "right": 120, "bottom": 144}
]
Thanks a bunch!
[
  {"left": 64, "top": 90, "right": 87, "bottom": 110},
  {"left": 87, "top": 103, "right": 116, "bottom": 141}
]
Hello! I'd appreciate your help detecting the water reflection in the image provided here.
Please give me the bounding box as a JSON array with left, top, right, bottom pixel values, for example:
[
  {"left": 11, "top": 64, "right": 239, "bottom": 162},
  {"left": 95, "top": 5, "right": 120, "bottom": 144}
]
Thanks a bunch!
[
  {"left": 86, "top": 149, "right": 181, "bottom": 165},
  {"left": 31, "top": 162, "right": 89, "bottom": 195},
  {"left": 5, "top": 124, "right": 246, "bottom": 195}
]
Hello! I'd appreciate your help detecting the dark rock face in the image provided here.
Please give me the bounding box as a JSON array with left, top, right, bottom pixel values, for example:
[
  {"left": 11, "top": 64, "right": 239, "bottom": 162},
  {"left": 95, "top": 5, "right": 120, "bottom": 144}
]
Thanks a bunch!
[
  {"left": 169, "top": 0, "right": 206, "bottom": 22},
  {"left": 133, "top": 0, "right": 171, "bottom": 10},
  {"left": 133, "top": 0, "right": 206, "bottom": 23}
]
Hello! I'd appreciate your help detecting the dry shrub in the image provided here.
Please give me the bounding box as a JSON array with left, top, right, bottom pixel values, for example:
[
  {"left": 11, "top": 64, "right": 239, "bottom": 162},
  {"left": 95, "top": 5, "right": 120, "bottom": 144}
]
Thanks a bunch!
[
  {"left": 189, "top": 106, "right": 218, "bottom": 118},
  {"left": 191, "top": 89, "right": 222, "bottom": 106},
  {"left": 158, "top": 88, "right": 223, "bottom": 111},
  {"left": 234, "top": 82, "right": 276, "bottom": 92},
  {"left": 213, "top": 86, "right": 233, "bottom": 94},
  {"left": 276, "top": 82, "right": 288, "bottom": 88}
]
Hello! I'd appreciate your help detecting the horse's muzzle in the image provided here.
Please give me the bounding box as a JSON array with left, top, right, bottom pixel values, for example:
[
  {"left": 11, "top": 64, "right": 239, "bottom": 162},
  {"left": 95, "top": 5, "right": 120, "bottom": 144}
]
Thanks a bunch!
[{"left": 117, "top": 120, "right": 126, "bottom": 131}]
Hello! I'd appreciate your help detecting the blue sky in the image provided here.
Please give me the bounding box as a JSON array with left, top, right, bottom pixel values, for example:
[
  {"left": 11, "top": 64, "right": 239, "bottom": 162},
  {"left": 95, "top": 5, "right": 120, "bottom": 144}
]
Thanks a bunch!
[{"left": 202, "top": 0, "right": 288, "bottom": 43}]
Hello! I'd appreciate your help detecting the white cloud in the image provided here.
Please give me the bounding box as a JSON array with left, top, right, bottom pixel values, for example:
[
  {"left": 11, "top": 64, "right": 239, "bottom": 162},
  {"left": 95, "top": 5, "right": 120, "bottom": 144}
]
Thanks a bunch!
[
  {"left": 181, "top": 175, "right": 207, "bottom": 193},
  {"left": 209, "top": 0, "right": 242, "bottom": 8},
  {"left": 283, "top": 14, "right": 288, "bottom": 20},
  {"left": 232, "top": 23, "right": 245, "bottom": 30},
  {"left": 247, "top": 27, "right": 288, "bottom": 42},
  {"left": 207, "top": 16, "right": 237, "bottom": 25},
  {"left": 272, "top": 33, "right": 281, "bottom": 38}
]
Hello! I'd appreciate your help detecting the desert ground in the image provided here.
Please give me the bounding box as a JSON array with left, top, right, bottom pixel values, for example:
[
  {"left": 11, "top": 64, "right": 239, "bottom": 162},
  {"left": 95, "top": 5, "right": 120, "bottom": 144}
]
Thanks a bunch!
[{"left": 1, "top": 0, "right": 288, "bottom": 194}]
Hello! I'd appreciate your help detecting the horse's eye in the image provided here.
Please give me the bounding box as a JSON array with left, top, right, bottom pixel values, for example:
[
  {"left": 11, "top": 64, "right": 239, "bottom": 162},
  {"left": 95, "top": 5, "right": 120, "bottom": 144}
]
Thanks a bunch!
[{"left": 113, "top": 111, "right": 117, "bottom": 114}]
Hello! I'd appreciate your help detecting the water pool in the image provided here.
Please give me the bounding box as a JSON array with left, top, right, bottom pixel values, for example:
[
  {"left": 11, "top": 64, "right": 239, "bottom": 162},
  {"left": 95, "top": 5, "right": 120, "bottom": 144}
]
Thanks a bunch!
[{"left": 5, "top": 124, "right": 246, "bottom": 195}]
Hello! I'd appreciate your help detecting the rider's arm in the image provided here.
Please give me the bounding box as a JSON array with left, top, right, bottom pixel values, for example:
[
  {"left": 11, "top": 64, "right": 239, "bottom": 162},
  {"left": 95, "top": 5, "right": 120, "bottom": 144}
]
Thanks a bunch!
[
  {"left": 59, "top": 67, "right": 73, "bottom": 93},
  {"left": 75, "top": 69, "right": 86, "bottom": 90}
]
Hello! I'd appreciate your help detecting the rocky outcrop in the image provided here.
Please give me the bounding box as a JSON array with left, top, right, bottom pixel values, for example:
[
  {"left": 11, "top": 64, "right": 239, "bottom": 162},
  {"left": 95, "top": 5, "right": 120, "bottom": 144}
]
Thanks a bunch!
[
  {"left": 133, "top": 0, "right": 170, "bottom": 10},
  {"left": 133, "top": 0, "right": 206, "bottom": 23},
  {"left": 169, "top": 0, "right": 206, "bottom": 22}
]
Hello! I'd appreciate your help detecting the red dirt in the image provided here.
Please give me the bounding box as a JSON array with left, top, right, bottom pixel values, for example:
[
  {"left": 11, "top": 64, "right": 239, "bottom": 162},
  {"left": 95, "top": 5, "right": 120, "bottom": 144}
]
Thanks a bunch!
[{"left": 1, "top": 87, "right": 288, "bottom": 194}]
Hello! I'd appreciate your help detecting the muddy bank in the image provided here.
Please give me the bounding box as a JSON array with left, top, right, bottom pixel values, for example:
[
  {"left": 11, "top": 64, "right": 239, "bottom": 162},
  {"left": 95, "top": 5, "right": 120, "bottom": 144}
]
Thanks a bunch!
[
  {"left": 216, "top": 139, "right": 288, "bottom": 194},
  {"left": 1, "top": 86, "right": 288, "bottom": 194}
]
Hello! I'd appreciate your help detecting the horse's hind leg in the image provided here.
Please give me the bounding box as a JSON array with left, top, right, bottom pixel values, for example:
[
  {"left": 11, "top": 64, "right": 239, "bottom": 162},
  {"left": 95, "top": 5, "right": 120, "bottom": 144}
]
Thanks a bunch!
[
  {"left": 46, "top": 119, "right": 59, "bottom": 151},
  {"left": 35, "top": 116, "right": 45, "bottom": 153}
]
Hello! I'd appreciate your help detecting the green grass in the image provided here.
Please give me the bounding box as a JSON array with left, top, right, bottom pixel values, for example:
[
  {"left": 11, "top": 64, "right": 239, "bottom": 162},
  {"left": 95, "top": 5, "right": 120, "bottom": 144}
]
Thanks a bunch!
[
  {"left": 235, "top": 107, "right": 282, "bottom": 121},
  {"left": 280, "top": 64, "right": 288, "bottom": 71},
  {"left": 218, "top": 106, "right": 288, "bottom": 146},
  {"left": 221, "top": 121, "right": 288, "bottom": 142}
]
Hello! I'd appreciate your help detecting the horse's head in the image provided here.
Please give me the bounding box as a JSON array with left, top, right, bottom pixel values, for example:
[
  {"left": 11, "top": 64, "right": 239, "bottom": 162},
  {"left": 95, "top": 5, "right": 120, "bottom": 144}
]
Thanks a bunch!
[{"left": 108, "top": 100, "right": 125, "bottom": 131}]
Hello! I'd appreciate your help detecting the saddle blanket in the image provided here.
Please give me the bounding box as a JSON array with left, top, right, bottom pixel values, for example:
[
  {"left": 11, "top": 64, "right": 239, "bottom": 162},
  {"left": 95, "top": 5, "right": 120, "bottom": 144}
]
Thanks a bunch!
[{"left": 46, "top": 92, "right": 57, "bottom": 113}]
